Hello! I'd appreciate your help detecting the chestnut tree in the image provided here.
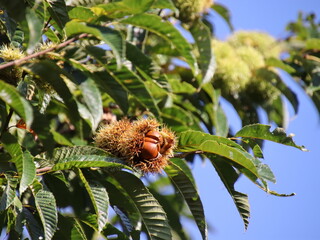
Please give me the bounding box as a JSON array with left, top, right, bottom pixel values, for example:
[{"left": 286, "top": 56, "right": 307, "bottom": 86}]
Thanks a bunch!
[{"left": 0, "top": 0, "right": 318, "bottom": 239}]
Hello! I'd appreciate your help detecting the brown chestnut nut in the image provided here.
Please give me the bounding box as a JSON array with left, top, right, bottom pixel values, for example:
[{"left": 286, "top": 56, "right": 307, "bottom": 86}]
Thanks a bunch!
[{"left": 140, "top": 130, "right": 162, "bottom": 160}]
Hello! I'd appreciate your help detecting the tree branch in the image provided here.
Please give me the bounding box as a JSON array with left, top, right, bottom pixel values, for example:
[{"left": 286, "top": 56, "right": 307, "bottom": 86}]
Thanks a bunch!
[
  {"left": 36, "top": 166, "right": 53, "bottom": 175},
  {"left": 0, "top": 33, "right": 89, "bottom": 70}
]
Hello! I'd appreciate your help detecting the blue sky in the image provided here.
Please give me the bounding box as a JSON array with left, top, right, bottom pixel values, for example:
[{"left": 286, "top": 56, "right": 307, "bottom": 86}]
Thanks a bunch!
[{"left": 185, "top": 0, "right": 320, "bottom": 239}]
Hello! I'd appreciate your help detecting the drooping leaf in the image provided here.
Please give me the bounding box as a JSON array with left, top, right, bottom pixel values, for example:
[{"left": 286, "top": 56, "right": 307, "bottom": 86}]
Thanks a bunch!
[
  {"left": 190, "top": 20, "right": 216, "bottom": 87},
  {"left": 45, "top": 0, "right": 69, "bottom": 30},
  {"left": 54, "top": 214, "right": 88, "bottom": 240},
  {"left": 102, "top": 223, "right": 130, "bottom": 240},
  {"left": 76, "top": 73, "right": 103, "bottom": 130},
  {"left": 148, "top": 189, "right": 188, "bottom": 240},
  {"left": 211, "top": 3, "right": 234, "bottom": 31},
  {"left": 19, "top": 151, "right": 36, "bottom": 194},
  {"left": 1, "top": 133, "right": 36, "bottom": 192},
  {"left": 25, "top": 7, "right": 43, "bottom": 53},
  {"left": 23, "top": 60, "right": 82, "bottom": 132},
  {"left": 120, "top": 14, "right": 198, "bottom": 74},
  {"left": 66, "top": 57, "right": 129, "bottom": 114},
  {"left": 112, "top": 171, "right": 172, "bottom": 240},
  {"left": 31, "top": 109, "right": 56, "bottom": 155},
  {"left": 105, "top": 176, "right": 142, "bottom": 238},
  {"left": 235, "top": 124, "right": 307, "bottom": 151},
  {"left": 0, "top": 80, "right": 33, "bottom": 127},
  {"left": 125, "top": 42, "right": 154, "bottom": 77},
  {"left": 77, "top": 169, "right": 109, "bottom": 232},
  {"left": 34, "top": 189, "right": 58, "bottom": 240},
  {"left": 165, "top": 159, "right": 207, "bottom": 240},
  {"left": 24, "top": 208, "right": 45, "bottom": 240},
  {"left": 65, "top": 21, "right": 125, "bottom": 68},
  {"left": 86, "top": 46, "right": 160, "bottom": 117},
  {"left": 208, "top": 155, "right": 250, "bottom": 230},
  {"left": 209, "top": 88, "right": 228, "bottom": 137},
  {"left": 112, "top": 205, "right": 135, "bottom": 235},
  {"left": 263, "top": 69, "right": 299, "bottom": 114},
  {"left": 0, "top": 174, "right": 18, "bottom": 211},
  {"left": 1, "top": 132, "right": 23, "bottom": 162}
]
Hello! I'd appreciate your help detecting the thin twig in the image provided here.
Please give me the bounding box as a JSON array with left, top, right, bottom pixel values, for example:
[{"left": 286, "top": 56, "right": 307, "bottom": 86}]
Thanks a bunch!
[
  {"left": 0, "top": 33, "right": 89, "bottom": 70},
  {"left": 42, "top": 17, "right": 52, "bottom": 33},
  {"left": 36, "top": 166, "right": 53, "bottom": 175}
]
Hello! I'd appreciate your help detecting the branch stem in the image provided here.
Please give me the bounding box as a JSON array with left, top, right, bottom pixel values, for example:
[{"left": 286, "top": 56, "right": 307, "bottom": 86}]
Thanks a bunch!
[{"left": 0, "top": 33, "right": 89, "bottom": 70}]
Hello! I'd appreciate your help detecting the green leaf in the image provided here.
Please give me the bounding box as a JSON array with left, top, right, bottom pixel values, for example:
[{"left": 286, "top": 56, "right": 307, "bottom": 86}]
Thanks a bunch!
[
  {"left": 50, "top": 146, "right": 128, "bottom": 171},
  {"left": 86, "top": 47, "right": 160, "bottom": 117},
  {"left": 120, "top": 14, "right": 198, "bottom": 74},
  {"left": 209, "top": 155, "right": 250, "bottom": 230},
  {"left": 102, "top": 223, "right": 130, "bottom": 240},
  {"left": 23, "top": 61, "right": 82, "bottom": 132},
  {"left": 0, "top": 174, "right": 18, "bottom": 211},
  {"left": 77, "top": 75, "right": 103, "bottom": 130},
  {"left": 68, "top": 6, "right": 96, "bottom": 21},
  {"left": 178, "top": 130, "right": 244, "bottom": 151},
  {"left": 161, "top": 106, "right": 196, "bottom": 132},
  {"left": 112, "top": 171, "right": 172, "bottom": 240},
  {"left": 24, "top": 208, "right": 44, "bottom": 239},
  {"left": 91, "top": 0, "right": 156, "bottom": 19},
  {"left": 68, "top": 58, "right": 129, "bottom": 113},
  {"left": 52, "top": 155, "right": 127, "bottom": 171},
  {"left": 168, "top": 78, "right": 197, "bottom": 94},
  {"left": 305, "top": 38, "right": 320, "bottom": 50},
  {"left": 31, "top": 110, "right": 56, "bottom": 155},
  {"left": 105, "top": 178, "right": 141, "bottom": 236},
  {"left": 235, "top": 124, "right": 307, "bottom": 151},
  {"left": 118, "top": 0, "right": 156, "bottom": 13},
  {"left": 55, "top": 215, "right": 88, "bottom": 240},
  {"left": 77, "top": 169, "right": 109, "bottom": 232},
  {"left": 210, "top": 88, "right": 228, "bottom": 137},
  {"left": 0, "top": 80, "right": 33, "bottom": 128},
  {"left": 266, "top": 58, "right": 296, "bottom": 74},
  {"left": 214, "top": 105, "right": 228, "bottom": 137},
  {"left": 165, "top": 159, "right": 207, "bottom": 240},
  {"left": 1, "top": 132, "right": 23, "bottom": 161},
  {"left": 152, "top": 0, "right": 177, "bottom": 10},
  {"left": 190, "top": 20, "right": 216, "bottom": 86},
  {"left": 25, "top": 7, "right": 42, "bottom": 53},
  {"left": 178, "top": 130, "right": 260, "bottom": 179},
  {"left": 19, "top": 151, "right": 36, "bottom": 194},
  {"left": 125, "top": 42, "right": 154, "bottom": 77},
  {"left": 52, "top": 146, "right": 112, "bottom": 159},
  {"left": 34, "top": 189, "right": 58, "bottom": 240},
  {"left": 211, "top": 3, "right": 234, "bottom": 31},
  {"left": 46, "top": 0, "right": 69, "bottom": 30},
  {"left": 2, "top": 134, "right": 37, "bottom": 192},
  {"left": 51, "top": 131, "right": 73, "bottom": 146},
  {"left": 148, "top": 190, "right": 188, "bottom": 240},
  {"left": 65, "top": 21, "right": 125, "bottom": 68}
]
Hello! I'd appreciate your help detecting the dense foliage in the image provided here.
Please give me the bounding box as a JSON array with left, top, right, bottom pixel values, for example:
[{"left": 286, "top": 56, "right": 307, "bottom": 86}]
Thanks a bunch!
[{"left": 0, "top": 0, "right": 318, "bottom": 239}]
